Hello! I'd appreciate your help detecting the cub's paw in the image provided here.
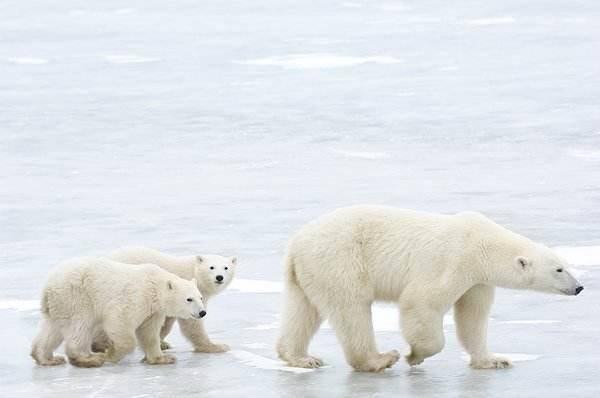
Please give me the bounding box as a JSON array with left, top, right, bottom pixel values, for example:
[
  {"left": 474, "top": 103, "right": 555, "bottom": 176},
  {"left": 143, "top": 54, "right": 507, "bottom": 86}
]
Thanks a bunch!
[
  {"left": 382, "top": 350, "right": 401, "bottom": 369},
  {"left": 471, "top": 355, "right": 512, "bottom": 369},
  {"left": 160, "top": 341, "right": 172, "bottom": 350},
  {"left": 194, "top": 343, "right": 230, "bottom": 353},
  {"left": 146, "top": 354, "right": 177, "bottom": 365},
  {"left": 287, "top": 356, "right": 324, "bottom": 369},
  {"left": 38, "top": 355, "right": 67, "bottom": 366},
  {"left": 91, "top": 341, "right": 111, "bottom": 353}
]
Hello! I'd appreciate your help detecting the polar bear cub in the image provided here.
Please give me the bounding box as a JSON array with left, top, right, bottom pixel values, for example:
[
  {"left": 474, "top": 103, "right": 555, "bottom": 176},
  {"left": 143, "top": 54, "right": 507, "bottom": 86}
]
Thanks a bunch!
[
  {"left": 277, "top": 205, "right": 584, "bottom": 372},
  {"left": 103, "top": 246, "right": 237, "bottom": 353},
  {"left": 31, "top": 257, "right": 205, "bottom": 367}
]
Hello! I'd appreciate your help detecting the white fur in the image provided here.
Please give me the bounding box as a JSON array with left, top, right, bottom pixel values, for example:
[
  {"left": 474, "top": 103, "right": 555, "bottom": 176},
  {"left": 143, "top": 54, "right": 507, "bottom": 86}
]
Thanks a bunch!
[
  {"left": 31, "top": 257, "right": 204, "bottom": 367},
  {"left": 102, "top": 246, "right": 237, "bottom": 353},
  {"left": 277, "top": 205, "right": 583, "bottom": 372}
]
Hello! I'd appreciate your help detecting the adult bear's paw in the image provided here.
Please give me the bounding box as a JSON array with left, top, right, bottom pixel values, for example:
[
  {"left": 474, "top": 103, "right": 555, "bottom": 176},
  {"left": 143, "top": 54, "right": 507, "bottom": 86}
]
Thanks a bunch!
[{"left": 471, "top": 355, "right": 512, "bottom": 369}]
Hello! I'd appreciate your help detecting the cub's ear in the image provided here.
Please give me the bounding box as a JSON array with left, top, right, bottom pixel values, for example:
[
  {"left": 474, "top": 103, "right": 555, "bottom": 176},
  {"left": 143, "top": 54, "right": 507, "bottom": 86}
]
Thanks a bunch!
[
  {"left": 196, "top": 255, "right": 204, "bottom": 264},
  {"left": 230, "top": 256, "right": 238, "bottom": 265},
  {"left": 167, "top": 281, "right": 174, "bottom": 290},
  {"left": 516, "top": 256, "right": 530, "bottom": 270}
]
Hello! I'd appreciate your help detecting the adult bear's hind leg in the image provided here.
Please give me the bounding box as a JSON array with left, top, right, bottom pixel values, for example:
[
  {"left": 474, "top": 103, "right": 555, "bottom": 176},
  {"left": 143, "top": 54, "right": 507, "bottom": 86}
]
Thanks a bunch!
[
  {"left": 276, "top": 279, "right": 323, "bottom": 368},
  {"left": 454, "top": 284, "right": 511, "bottom": 369}
]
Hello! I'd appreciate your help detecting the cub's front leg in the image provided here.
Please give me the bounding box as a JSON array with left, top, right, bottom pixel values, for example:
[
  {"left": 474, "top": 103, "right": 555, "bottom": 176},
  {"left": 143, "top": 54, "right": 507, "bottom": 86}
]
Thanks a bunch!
[
  {"left": 178, "top": 318, "right": 230, "bottom": 353},
  {"left": 137, "top": 314, "right": 176, "bottom": 365},
  {"left": 159, "top": 317, "right": 177, "bottom": 350}
]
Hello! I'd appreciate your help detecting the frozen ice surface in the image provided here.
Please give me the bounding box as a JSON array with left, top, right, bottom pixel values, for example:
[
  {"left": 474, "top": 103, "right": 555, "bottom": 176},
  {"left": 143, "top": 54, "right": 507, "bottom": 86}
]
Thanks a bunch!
[{"left": 1, "top": 0, "right": 600, "bottom": 396}]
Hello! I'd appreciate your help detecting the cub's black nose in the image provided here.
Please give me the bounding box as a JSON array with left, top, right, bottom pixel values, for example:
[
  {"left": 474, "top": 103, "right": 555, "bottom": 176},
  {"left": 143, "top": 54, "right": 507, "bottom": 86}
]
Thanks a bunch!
[
  {"left": 575, "top": 286, "right": 584, "bottom": 295},
  {"left": 216, "top": 275, "right": 224, "bottom": 282},
  {"left": 199, "top": 310, "right": 207, "bottom": 318}
]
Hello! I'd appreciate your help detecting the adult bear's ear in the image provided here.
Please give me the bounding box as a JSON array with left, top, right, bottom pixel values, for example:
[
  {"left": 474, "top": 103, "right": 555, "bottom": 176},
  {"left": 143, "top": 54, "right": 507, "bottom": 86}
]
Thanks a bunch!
[
  {"left": 196, "top": 256, "right": 204, "bottom": 264},
  {"left": 516, "top": 256, "right": 530, "bottom": 270},
  {"left": 167, "top": 281, "right": 174, "bottom": 290},
  {"left": 230, "top": 256, "right": 238, "bottom": 265}
]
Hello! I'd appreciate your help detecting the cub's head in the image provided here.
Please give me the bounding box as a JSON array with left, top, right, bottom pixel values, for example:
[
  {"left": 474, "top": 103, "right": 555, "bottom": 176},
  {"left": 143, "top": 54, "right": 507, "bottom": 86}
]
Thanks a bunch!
[
  {"left": 166, "top": 277, "right": 206, "bottom": 319},
  {"left": 194, "top": 255, "right": 238, "bottom": 295},
  {"left": 513, "top": 245, "right": 583, "bottom": 296}
]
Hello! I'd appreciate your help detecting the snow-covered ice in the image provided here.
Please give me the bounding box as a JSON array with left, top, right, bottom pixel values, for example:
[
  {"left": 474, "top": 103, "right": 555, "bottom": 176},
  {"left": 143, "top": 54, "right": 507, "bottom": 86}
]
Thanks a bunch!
[
  {"left": 1, "top": 0, "right": 600, "bottom": 396},
  {"left": 236, "top": 54, "right": 402, "bottom": 69}
]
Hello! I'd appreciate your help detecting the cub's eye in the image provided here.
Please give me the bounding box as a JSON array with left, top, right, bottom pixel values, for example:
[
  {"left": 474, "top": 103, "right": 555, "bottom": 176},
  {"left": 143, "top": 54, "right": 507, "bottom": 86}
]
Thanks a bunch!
[
  {"left": 556, "top": 268, "right": 563, "bottom": 273},
  {"left": 210, "top": 266, "right": 214, "bottom": 270},
  {"left": 186, "top": 298, "right": 193, "bottom": 302},
  {"left": 224, "top": 267, "right": 229, "bottom": 271}
]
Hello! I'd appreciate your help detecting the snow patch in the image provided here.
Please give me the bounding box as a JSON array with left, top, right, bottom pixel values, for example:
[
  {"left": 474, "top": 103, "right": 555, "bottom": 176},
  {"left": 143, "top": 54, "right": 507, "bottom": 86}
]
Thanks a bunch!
[
  {"left": 0, "top": 299, "right": 39, "bottom": 312},
  {"left": 568, "top": 149, "right": 600, "bottom": 161},
  {"left": 114, "top": 8, "right": 135, "bottom": 15},
  {"left": 8, "top": 57, "right": 48, "bottom": 65},
  {"left": 462, "top": 353, "right": 540, "bottom": 362},
  {"left": 554, "top": 246, "right": 600, "bottom": 266},
  {"left": 332, "top": 149, "right": 391, "bottom": 160},
  {"left": 242, "top": 342, "right": 269, "bottom": 349},
  {"left": 235, "top": 54, "right": 402, "bottom": 69},
  {"left": 380, "top": 3, "right": 411, "bottom": 12},
  {"left": 341, "top": 2, "right": 363, "bottom": 8},
  {"left": 466, "top": 17, "right": 516, "bottom": 26},
  {"left": 229, "top": 350, "right": 314, "bottom": 373},
  {"left": 230, "top": 278, "right": 283, "bottom": 293},
  {"left": 499, "top": 320, "right": 560, "bottom": 325},
  {"left": 105, "top": 55, "right": 161, "bottom": 64},
  {"left": 245, "top": 320, "right": 279, "bottom": 330}
]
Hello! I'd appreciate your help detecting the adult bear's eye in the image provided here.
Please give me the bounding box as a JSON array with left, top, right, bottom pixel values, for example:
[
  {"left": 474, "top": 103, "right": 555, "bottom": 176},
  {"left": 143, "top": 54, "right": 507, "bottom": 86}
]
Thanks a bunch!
[
  {"left": 224, "top": 267, "right": 228, "bottom": 271},
  {"left": 187, "top": 298, "right": 193, "bottom": 302},
  {"left": 556, "top": 268, "right": 563, "bottom": 273}
]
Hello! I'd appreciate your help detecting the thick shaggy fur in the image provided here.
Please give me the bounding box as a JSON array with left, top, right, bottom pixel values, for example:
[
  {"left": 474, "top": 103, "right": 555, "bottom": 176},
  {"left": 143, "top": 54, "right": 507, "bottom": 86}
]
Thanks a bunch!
[
  {"left": 277, "top": 205, "right": 582, "bottom": 372},
  {"left": 95, "top": 246, "right": 236, "bottom": 353},
  {"left": 31, "top": 258, "right": 204, "bottom": 367}
]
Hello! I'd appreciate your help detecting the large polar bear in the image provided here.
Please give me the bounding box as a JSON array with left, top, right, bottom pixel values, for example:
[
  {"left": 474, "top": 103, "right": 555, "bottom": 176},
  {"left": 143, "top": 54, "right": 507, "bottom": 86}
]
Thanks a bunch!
[
  {"left": 101, "top": 246, "right": 237, "bottom": 353},
  {"left": 277, "top": 205, "right": 584, "bottom": 372},
  {"left": 31, "top": 257, "right": 205, "bottom": 367}
]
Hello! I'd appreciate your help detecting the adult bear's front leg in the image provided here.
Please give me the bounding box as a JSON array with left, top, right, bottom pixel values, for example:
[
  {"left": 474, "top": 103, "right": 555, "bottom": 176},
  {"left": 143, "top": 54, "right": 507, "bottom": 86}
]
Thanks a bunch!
[
  {"left": 401, "top": 300, "right": 445, "bottom": 366},
  {"left": 328, "top": 303, "right": 399, "bottom": 372},
  {"left": 454, "top": 284, "right": 511, "bottom": 369}
]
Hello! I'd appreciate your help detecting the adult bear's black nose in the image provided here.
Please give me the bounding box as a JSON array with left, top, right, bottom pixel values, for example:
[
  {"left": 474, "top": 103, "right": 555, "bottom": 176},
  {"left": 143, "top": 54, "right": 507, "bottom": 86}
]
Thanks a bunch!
[
  {"left": 216, "top": 275, "right": 224, "bottom": 282},
  {"left": 575, "top": 286, "right": 584, "bottom": 295},
  {"left": 199, "top": 310, "right": 207, "bottom": 318}
]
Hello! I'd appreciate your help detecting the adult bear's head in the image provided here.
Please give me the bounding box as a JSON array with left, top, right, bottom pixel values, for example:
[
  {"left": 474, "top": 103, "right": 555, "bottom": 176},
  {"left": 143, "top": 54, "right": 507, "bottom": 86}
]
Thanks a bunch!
[
  {"left": 462, "top": 211, "right": 584, "bottom": 296},
  {"left": 512, "top": 245, "right": 583, "bottom": 296}
]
